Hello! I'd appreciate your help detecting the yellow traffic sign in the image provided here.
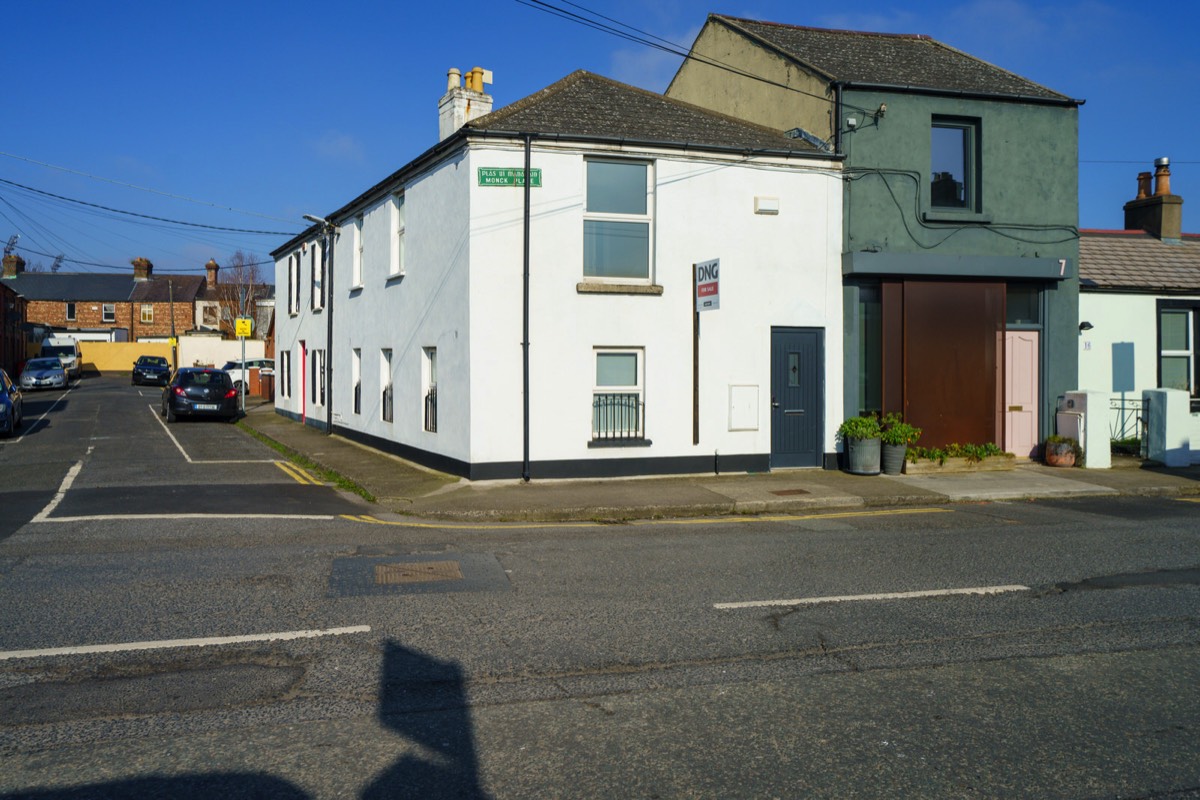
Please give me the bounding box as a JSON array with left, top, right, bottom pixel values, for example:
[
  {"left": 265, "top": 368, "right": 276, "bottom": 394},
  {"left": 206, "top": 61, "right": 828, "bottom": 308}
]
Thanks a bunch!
[{"left": 235, "top": 317, "right": 252, "bottom": 338}]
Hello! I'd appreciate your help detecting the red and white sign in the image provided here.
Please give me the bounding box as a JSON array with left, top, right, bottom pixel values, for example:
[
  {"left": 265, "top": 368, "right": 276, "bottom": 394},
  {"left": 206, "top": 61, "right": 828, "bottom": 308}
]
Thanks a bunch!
[{"left": 695, "top": 258, "right": 720, "bottom": 312}]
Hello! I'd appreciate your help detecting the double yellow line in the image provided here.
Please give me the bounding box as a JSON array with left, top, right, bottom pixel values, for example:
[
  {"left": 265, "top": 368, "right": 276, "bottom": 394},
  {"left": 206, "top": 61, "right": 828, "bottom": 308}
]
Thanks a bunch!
[
  {"left": 275, "top": 461, "right": 322, "bottom": 485},
  {"left": 339, "top": 506, "right": 952, "bottom": 530}
]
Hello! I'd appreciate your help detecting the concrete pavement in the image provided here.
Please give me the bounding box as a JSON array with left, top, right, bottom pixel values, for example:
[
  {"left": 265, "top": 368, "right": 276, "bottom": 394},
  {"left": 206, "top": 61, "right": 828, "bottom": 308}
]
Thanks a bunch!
[{"left": 237, "top": 401, "right": 1200, "bottom": 522}]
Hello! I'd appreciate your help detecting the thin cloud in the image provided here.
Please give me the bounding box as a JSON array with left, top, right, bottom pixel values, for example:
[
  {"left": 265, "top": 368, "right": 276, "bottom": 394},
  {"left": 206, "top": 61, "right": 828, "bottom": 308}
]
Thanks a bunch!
[
  {"left": 609, "top": 24, "right": 699, "bottom": 93},
  {"left": 311, "top": 131, "right": 365, "bottom": 163}
]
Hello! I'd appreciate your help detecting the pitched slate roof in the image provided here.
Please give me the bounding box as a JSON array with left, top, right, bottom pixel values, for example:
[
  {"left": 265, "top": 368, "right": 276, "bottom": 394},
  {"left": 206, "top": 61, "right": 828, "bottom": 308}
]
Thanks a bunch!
[
  {"left": 2, "top": 272, "right": 205, "bottom": 302},
  {"left": 466, "top": 70, "right": 820, "bottom": 153},
  {"left": 1080, "top": 231, "right": 1200, "bottom": 292},
  {"left": 711, "top": 15, "right": 1076, "bottom": 104}
]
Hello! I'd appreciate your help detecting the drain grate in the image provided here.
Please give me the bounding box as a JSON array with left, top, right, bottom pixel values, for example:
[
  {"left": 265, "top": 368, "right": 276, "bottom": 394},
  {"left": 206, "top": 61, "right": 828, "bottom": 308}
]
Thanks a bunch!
[{"left": 375, "top": 561, "right": 463, "bottom": 585}]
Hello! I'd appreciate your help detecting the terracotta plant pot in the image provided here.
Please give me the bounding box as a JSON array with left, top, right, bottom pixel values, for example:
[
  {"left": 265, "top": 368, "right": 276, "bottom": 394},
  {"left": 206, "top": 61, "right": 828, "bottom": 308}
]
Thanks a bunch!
[{"left": 1044, "top": 441, "right": 1076, "bottom": 467}]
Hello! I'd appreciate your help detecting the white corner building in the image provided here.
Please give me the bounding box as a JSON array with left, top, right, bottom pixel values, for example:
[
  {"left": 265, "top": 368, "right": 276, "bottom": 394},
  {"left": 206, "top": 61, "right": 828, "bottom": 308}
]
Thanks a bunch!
[{"left": 272, "top": 69, "right": 844, "bottom": 479}]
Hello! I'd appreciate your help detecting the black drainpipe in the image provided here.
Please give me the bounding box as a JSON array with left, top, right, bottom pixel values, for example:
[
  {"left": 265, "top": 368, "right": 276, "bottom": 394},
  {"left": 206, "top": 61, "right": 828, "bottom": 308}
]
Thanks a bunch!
[
  {"left": 522, "top": 134, "right": 532, "bottom": 482},
  {"left": 325, "top": 226, "right": 335, "bottom": 435},
  {"left": 832, "top": 82, "right": 844, "bottom": 155}
]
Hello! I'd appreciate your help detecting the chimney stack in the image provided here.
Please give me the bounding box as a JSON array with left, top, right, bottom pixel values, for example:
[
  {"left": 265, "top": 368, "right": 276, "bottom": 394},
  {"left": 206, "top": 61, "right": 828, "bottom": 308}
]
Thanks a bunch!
[
  {"left": 438, "top": 66, "right": 493, "bottom": 141},
  {"left": 205, "top": 258, "right": 220, "bottom": 286},
  {"left": 1, "top": 253, "right": 24, "bottom": 279},
  {"left": 1124, "top": 157, "right": 1183, "bottom": 242},
  {"left": 131, "top": 257, "right": 154, "bottom": 281}
]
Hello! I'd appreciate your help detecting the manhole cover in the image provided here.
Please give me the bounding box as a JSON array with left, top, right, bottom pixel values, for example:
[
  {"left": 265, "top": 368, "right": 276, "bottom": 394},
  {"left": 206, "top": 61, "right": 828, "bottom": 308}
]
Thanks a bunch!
[
  {"left": 375, "top": 561, "right": 463, "bottom": 585},
  {"left": 329, "top": 553, "right": 510, "bottom": 597},
  {"left": 770, "top": 489, "right": 810, "bottom": 496}
]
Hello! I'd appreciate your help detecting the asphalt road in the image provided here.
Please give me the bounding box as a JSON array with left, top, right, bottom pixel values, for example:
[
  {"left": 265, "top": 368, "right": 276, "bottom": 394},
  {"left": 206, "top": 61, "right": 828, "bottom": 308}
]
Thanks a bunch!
[{"left": 1, "top": 377, "right": 1198, "bottom": 798}]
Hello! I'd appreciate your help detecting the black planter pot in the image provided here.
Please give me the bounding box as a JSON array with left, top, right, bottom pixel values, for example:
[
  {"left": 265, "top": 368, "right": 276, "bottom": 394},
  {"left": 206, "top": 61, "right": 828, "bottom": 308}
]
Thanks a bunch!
[{"left": 881, "top": 443, "right": 907, "bottom": 475}]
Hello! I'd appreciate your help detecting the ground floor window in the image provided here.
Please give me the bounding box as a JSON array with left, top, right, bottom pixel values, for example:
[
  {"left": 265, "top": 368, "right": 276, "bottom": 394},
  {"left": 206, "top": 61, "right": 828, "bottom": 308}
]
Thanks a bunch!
[
  {"left": 423, "top": 347, "right": 437, "bottom": 433},
  {"left": 352, "top": 348, "right": 361, "bottom": 415},
  {"left": 381, "top": 349, "right": 393, "bottom": 423},
  {"left": 593, "top": 348, "right": 644, "bottom": 440},
  {"left": 279, "top": 351, "right": 292, "bottom": 399},
  {"left": 310, "top": 349, "right": 325, "bottom": 406},
  {"left": 1158, "top": 301, "right": 1198, "bottom": 397}
]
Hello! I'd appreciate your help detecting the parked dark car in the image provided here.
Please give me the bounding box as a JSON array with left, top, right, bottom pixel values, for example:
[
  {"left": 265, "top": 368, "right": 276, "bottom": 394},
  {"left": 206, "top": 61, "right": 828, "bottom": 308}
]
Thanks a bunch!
[
  {"left": 19, "top": 357, "right": 67, "bottom": 391},
  {"left": 0, "top": 368, "right": 23, "bottom": 438},
  {"left": 132, "top": 355, "right": 171, "bottom": 386},
  {"left": 161, "top": 368, "right": 239, "bottom": 423}
]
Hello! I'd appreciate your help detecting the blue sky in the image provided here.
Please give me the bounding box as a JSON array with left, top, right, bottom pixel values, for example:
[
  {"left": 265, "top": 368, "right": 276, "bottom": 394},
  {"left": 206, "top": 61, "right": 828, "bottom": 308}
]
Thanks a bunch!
[{"left": 5, "top": 0, "right": 1197, "bottom": 278}]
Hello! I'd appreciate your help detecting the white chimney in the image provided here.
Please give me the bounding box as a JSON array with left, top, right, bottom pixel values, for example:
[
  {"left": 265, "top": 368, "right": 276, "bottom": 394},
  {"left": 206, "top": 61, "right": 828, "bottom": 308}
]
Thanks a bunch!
[{"left": 438, "top": 66, "right": 493, "bottom": 141}]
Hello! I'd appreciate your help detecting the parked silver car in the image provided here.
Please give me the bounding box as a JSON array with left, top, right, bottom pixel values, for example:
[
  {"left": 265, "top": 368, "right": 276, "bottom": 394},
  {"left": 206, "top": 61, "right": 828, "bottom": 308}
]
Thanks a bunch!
[{"left": 19, "top": 357, "right": 68, "bottom": 391}]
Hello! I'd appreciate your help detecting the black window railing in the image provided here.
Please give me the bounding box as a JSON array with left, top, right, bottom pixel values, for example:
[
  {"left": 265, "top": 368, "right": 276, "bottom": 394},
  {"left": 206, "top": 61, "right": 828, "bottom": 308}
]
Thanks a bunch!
[
  {"left": 592, "top": 392, "right": 643, "bottom": 440},
  {"left": 382, "top": 383, "right": 393, "bottom": 423},
  {"left": 424, "top": 384, "right": 438, "bottom": 433},
  {"left": 353, "top": 381, "right": 361, "bottom": 415}
]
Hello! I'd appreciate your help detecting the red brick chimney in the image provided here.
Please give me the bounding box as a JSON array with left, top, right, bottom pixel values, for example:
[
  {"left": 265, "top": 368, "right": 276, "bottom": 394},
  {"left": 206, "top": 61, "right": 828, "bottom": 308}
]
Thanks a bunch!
[
  {"left": 1124, "top": 157, "right": 1183, "bottom": 241},
  {"left": 205, "top": 258, "right": 220, "bottom": 286},
  {"left": 1, "top": 253, "right": 24, "bottom": 279},
  {"left": 131, "top": 257, "right": 154, "bottom": 281}
]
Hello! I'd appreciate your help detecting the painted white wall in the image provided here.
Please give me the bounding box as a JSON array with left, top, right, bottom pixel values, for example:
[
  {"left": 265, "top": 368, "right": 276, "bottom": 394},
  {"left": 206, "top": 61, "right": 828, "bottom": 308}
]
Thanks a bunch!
[
  {"left": 1079, "top": 291, "right": 1200, "bottom": 442},
  {"left": 276, "top": 138, "right": 843, "bottom": 474},
  {"left": 178, "top": 335, "right": 265, "bottom": 369},
  {"left": 466, "top": 142, "right": 842, "bottom": 467}
]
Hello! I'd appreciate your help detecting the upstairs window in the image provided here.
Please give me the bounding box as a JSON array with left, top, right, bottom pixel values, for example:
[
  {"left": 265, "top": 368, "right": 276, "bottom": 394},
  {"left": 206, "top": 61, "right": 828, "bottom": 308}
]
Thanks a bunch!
[
  {"left": 391, "top": 193, "right": 406, "bottom": 278},
  {"left": 931, "top": 118, "right": 980, "bottom": 211},
  {"left": 352, "top": 214, "right": 364, "bottom": 287},
  {"left": 102, "top": 303, "right": 116, "bottom": 323},
  {"left": 141, "top": 305, "right": 154, "bottom": 324},
  {"left": 311, "top": 243, "right": 324, "bottom": 311},
  {"left": 584, "top": 160, "right": 652, "bottom": 281},
  {"left": 66, "top": 302, "right": 76, "bottom": 321}
]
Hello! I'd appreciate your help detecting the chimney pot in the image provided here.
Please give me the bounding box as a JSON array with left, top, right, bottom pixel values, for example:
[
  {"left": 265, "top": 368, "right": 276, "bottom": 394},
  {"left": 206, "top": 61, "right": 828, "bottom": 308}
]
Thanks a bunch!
[
  {"left": 446, "top": 68, "right": 461, "bottom": 92},
  {"left": 1136, "top": 171, "right": 1152, "bottom": 200},
  {"left": 205, "top": 258, "right": 219, "bottom": 286},
  {"left": 1154, "top": 158, "right": 1172, "bottom": 196}
]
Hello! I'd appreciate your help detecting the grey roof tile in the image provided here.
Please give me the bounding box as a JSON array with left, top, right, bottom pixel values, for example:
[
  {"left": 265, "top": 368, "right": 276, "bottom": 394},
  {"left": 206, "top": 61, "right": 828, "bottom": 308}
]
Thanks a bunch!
[
  {"left": 1080, "top": 231, "right": 1200, "bottom": 292},
  {"left": 714, "top": 15, "right": 1075, "bottom": 103},
  {"left": 0, "top": 272, "right": 204, "bottom": 302},
  {"left": 467, "top": 70, "right": 820, "bottom": 152}
]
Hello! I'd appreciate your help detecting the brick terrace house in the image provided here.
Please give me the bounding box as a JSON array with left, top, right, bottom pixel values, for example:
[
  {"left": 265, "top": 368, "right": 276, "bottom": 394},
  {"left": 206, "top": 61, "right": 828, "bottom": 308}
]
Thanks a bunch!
[
  {"left": 1, "top": 256, "right": 204, "bottom": 343},
  {"left": 0, "top": 257, "right": 27, "bottom": 374}
]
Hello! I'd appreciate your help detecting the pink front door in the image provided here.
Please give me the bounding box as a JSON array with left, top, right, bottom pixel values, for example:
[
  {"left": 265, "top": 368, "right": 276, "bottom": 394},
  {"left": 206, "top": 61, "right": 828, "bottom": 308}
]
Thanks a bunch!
[{"left": 1004, "top": 331, "right": 1039, "bottom": 458}]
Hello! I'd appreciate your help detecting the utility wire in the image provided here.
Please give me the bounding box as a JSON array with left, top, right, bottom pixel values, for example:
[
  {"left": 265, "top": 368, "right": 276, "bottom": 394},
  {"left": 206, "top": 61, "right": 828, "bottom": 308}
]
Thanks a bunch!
[
  {"left": 514, "top": 0, "right": 874, "bottom": 112},
  {"left": 0, "top": 177, "right": 296, "bottom": 235},
  {"left": 0, "top": 150, "right": 301, "bottom": 225},
  {"left": 14, "top": 243, "right": 272, "bottom": 273}
]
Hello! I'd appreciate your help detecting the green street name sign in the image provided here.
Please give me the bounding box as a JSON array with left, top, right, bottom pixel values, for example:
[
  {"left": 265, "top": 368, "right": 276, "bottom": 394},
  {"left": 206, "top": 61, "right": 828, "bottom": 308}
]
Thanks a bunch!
[{"left": 477, "top": 167, "right": 542, "bottom": 187}]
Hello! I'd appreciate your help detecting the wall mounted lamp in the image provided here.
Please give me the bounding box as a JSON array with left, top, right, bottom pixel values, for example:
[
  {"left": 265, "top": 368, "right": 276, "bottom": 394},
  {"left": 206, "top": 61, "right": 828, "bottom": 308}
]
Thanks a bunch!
[{"left": 1079, "top": 321, "right": 1094, "bottom": 331}]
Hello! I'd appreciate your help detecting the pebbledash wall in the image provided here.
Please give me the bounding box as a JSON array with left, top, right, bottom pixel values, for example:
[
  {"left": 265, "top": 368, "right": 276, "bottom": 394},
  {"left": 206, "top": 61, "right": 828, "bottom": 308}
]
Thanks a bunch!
[{"left": 276, "top": 138, "right": 843, "bottom": 479}]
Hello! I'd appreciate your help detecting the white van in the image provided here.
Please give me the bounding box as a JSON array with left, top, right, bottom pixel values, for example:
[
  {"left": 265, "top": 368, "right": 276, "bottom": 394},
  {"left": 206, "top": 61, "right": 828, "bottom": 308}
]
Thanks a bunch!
[{"left": 41, "top": 336, "right": 82, "bottom": 379}]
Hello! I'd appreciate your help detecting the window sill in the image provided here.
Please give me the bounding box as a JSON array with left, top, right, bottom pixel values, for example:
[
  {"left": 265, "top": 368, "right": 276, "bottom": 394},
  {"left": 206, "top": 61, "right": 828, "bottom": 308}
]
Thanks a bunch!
[
  {"left": 588, "top": 438, "right": 652, "bottom": 448},
  {"left": 922, "top": 210, "right": 993, "bottom": 224},
  {"left": 577, "top": 282, "right": 663, "bottom": 296},
  {"left": 348, "top": 284, "right": 364, "bottom": 294},
  {"left": 386, "top": 272, "right": 406, "bottom": 283}
]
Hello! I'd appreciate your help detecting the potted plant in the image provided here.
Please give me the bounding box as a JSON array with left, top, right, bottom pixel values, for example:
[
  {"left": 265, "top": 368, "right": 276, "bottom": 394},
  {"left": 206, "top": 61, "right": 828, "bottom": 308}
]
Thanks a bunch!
[
  {"left": 838, "top": 414, "right": 882, "bottom": 475},
  {"left": 880, "top": 413, "right": 922, "bottom": 475},
  {"left": 1043, "top": 435, "right": 1080, "bottom": 467}
]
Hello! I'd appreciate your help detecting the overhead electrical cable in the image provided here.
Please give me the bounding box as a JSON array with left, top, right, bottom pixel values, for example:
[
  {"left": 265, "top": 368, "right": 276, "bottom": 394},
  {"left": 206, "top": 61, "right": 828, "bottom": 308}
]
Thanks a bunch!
[
  {"left": 0, "top": 177, "right": 297, "bottom": 235},
  {"left": 0, "top": 150, "right": 302, "bottom": 225},
  {"left": 513, "top": 0, "right": 872, "bottom": 111}
]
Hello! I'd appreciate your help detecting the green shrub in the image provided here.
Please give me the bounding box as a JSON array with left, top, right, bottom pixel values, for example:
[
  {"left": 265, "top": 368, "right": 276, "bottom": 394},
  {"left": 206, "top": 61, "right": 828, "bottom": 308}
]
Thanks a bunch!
[
  {"left": 880, "top": 413, "right": 922, "bottom": 446},
  {"left": 907, "top": 442, "right": 1005, "bottom": 465},
  {"left": 837, "top": 414, "right": 881, "bottom": 441}
]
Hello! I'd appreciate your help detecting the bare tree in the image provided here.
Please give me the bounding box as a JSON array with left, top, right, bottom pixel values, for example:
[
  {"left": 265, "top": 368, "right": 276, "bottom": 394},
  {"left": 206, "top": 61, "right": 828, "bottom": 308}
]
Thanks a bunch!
[{"left": 211, "top": 251, "right": 265, "bottom": 338}]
